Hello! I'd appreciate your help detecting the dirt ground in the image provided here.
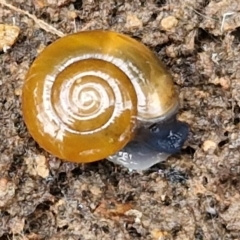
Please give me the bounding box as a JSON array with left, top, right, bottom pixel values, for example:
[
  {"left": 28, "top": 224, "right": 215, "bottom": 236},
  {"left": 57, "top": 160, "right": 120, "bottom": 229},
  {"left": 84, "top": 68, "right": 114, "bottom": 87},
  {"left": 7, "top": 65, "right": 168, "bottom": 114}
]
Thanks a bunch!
[{"left": 0, "top": 0, "right": 240, "bottom": 239}]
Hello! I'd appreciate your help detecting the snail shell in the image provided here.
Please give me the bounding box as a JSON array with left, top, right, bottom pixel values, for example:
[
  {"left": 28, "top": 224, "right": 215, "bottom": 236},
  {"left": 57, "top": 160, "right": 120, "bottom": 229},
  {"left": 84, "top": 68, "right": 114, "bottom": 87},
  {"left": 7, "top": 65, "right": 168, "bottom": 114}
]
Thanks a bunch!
[{"left": 22, "top": 30, "right": 188, "bottom": 170}]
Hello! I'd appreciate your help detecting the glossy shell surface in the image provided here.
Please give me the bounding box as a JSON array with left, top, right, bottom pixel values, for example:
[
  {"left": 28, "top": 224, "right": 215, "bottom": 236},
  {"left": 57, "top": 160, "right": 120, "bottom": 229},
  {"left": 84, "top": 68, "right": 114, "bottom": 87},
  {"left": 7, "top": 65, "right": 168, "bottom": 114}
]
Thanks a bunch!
[{"left": 22, "top": 30, "right": 179, "bottom": 163}]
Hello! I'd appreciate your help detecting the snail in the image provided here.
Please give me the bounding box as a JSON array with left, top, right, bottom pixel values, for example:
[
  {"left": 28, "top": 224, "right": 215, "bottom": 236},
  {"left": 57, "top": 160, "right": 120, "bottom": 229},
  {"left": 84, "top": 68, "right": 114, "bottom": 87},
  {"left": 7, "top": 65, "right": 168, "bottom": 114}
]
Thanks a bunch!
[{"left": 22, "top": 30, "right": 188, "bottom": 170}]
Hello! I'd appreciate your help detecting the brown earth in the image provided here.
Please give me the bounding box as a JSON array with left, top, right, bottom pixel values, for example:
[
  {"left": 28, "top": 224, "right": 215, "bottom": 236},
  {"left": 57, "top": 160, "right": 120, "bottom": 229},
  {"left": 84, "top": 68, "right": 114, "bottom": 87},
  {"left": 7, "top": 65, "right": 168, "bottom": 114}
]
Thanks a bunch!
[{"left": 0, "top": 0, "right": 240, "bottom": 239}]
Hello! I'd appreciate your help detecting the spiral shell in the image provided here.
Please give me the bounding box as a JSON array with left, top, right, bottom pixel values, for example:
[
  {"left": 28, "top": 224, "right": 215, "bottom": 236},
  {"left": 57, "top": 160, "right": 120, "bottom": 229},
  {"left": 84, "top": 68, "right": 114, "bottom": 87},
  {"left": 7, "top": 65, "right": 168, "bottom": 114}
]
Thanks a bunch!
[{"left": 22, "top": 30, "right": 179, "bottom": 163}]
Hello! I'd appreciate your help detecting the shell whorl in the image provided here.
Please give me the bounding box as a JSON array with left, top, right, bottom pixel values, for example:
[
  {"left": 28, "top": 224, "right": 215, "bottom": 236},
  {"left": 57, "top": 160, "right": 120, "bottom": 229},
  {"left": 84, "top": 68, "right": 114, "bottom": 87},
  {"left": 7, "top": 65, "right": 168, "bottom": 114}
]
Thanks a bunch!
[{"left": 22, "top": 30, "right": 179, "bottom": 163}]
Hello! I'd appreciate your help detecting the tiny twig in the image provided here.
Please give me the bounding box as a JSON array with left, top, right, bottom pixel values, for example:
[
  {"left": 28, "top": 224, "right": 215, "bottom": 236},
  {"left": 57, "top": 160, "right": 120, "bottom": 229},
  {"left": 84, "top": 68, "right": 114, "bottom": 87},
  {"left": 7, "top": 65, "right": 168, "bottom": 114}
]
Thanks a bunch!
[
  {"left": 221, "top": 12, "right": 235, "bottom": 33},
  {"left": 187, "top": 5, "right": 236, "bottom": 34},
  {"left": 0, "top": 0, "right": 65, "bottom": 37},
  {"left": 187, "top": 5, "right": 218, "bottom": 22}
]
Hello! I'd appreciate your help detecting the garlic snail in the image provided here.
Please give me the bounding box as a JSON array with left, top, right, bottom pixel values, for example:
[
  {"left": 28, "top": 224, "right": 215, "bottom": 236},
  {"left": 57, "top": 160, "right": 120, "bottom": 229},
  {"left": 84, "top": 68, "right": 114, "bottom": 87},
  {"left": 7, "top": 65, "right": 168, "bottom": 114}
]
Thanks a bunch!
[{"left": 22, "top": 30, "right": 188, "bottom": 170}]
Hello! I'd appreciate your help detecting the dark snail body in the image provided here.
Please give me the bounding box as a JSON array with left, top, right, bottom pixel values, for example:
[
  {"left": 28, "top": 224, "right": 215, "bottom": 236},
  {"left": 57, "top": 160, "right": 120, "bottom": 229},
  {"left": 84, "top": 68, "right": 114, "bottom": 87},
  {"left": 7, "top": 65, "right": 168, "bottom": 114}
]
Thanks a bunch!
[
  {"left": 108, "top": 117, "right": 188, "bottom": 170},
  {"left": 22, "top": 30, "right": 188, "bottom": 170},
  {"left": 143, "top": 119, "right": 189, "bottom": 154}
]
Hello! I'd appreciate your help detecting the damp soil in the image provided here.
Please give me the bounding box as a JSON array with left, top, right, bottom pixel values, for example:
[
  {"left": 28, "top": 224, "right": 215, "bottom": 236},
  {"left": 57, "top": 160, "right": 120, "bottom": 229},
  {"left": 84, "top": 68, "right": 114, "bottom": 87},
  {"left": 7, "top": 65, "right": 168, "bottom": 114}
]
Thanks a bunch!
[{"left": 0, "top": 0, "right": 240, "bottom": 239}]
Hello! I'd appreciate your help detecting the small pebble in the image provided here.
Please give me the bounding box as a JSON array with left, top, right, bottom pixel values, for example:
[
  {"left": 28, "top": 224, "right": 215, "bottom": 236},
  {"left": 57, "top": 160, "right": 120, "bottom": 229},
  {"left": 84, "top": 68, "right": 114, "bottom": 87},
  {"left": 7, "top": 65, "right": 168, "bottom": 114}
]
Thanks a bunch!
[
  {"left": 0, "top": 24, "right": 20, "bottom": 52},
  {"left": 160, "top": 16, "right": 178, "bottom": 31}
]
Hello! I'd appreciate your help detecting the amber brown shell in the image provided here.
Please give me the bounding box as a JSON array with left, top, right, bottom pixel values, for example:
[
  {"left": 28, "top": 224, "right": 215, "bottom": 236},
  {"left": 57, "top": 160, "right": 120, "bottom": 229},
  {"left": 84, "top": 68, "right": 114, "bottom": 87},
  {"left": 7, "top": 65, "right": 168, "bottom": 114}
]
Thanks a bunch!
[{"left": 22, "top": 30, "right": 178, "bottom": 163}]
